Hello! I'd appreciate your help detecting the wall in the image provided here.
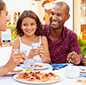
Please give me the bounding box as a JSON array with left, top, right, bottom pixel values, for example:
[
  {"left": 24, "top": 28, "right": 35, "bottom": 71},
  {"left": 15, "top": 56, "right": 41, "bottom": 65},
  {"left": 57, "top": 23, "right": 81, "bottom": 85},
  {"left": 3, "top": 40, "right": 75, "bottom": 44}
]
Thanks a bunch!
[
  {"left": 74, "top": 0, "right": 81, "bottom": 36},
  {"left": 4, "top": 0, "right": 74, "bottom": 31}
]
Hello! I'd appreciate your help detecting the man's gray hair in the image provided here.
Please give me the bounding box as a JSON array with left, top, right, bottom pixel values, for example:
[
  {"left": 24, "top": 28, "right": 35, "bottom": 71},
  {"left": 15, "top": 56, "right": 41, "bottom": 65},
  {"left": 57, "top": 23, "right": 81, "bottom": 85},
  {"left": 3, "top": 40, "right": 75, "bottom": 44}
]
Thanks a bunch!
[{"left": 54, "top": 2, "right": 70, "bottom": 14}]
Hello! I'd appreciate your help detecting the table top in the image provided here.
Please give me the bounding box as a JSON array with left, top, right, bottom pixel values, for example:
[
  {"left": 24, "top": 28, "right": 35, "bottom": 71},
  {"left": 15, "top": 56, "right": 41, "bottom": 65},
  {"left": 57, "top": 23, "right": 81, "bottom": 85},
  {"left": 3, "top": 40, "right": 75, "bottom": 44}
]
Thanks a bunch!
[{"left": 0, "top": 64, "right": 86, "bottom": 85}]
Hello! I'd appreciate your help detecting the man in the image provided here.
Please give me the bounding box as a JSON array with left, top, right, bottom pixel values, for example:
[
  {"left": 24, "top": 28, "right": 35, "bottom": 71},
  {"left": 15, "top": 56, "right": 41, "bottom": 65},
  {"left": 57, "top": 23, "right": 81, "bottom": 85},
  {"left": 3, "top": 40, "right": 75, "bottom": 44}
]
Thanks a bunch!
[{"left": 43, "top": 2, "right": 81, "bottom": 64}]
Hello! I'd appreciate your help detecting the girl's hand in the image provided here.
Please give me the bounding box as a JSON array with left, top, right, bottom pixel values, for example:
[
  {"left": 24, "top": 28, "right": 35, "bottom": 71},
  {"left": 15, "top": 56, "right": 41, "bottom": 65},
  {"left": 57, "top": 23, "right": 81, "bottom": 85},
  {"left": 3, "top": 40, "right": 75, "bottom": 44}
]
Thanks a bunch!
[
  {"left": 12, "top": 50, "right": 25, "bottom": 65},
  {"left": 67, "top": 51, "right": 81, "bottom": 65},
  {"left": 39, "top": 48, "right": 47, "bottom": 57},
  {"left": 27, "top": 48, "right": 39, "bottom": 59},
  {"left": 39, "top": 47, "right": 50, "bottom": 63}
]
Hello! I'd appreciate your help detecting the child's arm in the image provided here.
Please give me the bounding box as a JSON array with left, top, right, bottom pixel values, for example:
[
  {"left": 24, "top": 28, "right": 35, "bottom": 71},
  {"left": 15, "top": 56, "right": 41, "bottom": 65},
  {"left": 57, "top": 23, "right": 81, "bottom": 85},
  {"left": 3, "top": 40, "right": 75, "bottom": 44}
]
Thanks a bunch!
[{"left": 39, "top": 36, "right": 51, "bottom": 63}]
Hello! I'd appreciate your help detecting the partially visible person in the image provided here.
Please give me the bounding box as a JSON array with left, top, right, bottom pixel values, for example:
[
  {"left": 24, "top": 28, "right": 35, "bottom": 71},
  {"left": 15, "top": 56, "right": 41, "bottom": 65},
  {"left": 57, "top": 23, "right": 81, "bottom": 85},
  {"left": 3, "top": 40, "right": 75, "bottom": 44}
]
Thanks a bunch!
[
  {"left": 43, "top": 2, "right": 81, "bottom": 64},
  {"left": 0, "top": 0, "right": 24, "bottom": 76},
  {"left": 13, "top": 10, "right": 50, "bottom": 67}
]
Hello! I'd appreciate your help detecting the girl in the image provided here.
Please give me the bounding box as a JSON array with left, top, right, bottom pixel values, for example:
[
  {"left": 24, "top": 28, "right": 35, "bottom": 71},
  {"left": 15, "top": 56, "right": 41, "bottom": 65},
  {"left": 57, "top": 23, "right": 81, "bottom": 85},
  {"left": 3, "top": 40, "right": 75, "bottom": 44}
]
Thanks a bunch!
[{"left": 13, "top": 10, "right": 51, "bottom": 67}]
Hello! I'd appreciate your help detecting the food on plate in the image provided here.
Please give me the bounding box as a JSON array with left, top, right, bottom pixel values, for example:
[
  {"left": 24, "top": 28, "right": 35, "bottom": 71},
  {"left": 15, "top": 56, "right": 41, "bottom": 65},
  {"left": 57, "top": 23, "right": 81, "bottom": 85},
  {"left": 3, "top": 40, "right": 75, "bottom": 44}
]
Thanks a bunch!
[
  {"left": 30, "top": 64, "right": 43, "bottom": 68},
  {"left": 29, "top": 63, "right": 51, "bottom": 70},
  {"left": 16, "top": 71, "right": 59, "bottom": 82}
]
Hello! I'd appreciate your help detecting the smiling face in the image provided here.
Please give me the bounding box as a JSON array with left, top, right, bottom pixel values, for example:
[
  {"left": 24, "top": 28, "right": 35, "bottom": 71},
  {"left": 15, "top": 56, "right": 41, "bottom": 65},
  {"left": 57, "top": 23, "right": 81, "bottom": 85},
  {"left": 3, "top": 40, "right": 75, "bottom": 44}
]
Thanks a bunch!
[
  {"left": 0, "top": 5, "right": 8, "bottom": 31},
  {"left": 49, "top": 3, "right": 69, "bottom": 30},
  {"left": 21, "top": 17, "right": 37, "bottom": 36}
]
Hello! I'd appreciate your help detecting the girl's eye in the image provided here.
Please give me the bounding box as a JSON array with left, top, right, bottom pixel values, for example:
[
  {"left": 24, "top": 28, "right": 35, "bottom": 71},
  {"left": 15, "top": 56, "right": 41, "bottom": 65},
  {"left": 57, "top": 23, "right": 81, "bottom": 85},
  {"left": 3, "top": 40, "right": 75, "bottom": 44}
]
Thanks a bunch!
[
  {"left": 22, "top": 22, "right": 36, "bottom": 26},
  {"left": 31, "top": 23, "right": 35, "bottom": 26},
  {"left": 23, "top": 23, "right": 28, "bottom": 26}
]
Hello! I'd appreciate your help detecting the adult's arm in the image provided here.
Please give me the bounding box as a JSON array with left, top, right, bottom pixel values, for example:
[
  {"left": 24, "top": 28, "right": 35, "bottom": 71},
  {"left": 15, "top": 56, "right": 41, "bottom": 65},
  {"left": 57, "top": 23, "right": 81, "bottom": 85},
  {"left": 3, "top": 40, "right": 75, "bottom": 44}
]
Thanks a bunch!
[
  {"left": 67, "top": 32, "right": 81, "bottom": 64},
  {"left": 0, "top": 56, "right": 16, "bottom": 76}
]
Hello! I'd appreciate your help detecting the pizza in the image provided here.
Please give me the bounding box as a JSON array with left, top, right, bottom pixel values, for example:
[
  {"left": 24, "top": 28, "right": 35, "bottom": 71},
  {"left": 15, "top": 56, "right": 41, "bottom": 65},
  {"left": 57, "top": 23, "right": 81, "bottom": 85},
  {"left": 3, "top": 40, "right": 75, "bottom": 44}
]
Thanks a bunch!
[{"left": 15, "top": 71, "right": 60, "bottom": 83}]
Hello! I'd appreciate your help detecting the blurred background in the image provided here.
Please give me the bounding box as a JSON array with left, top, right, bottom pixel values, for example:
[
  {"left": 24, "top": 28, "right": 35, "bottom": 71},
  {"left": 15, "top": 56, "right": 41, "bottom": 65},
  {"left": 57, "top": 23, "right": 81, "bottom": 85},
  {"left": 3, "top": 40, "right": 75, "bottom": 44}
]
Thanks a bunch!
[{"left": 2, "top": 0, "right": 86, "bottom": 55}]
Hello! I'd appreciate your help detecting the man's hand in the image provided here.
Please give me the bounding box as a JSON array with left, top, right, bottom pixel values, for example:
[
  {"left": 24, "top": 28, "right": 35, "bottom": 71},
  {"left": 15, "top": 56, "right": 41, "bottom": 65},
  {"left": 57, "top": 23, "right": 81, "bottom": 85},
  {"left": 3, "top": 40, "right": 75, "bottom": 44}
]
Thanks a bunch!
[{"left": 67, "top": 51, "right": 81, "bottom": 65}]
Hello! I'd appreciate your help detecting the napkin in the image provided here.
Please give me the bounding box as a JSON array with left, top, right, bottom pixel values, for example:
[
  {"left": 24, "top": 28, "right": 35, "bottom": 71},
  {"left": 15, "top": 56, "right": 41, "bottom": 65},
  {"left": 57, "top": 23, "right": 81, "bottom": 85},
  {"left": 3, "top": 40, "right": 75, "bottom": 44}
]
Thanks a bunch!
[{"left": 0, "top": 47, "right": 12, "bottom": 67}]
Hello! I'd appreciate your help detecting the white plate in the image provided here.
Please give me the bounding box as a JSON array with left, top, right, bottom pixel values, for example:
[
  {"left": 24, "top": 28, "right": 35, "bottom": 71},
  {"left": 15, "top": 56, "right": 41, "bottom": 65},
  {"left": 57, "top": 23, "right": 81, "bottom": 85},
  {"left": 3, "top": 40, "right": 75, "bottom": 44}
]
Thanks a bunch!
[
  {"left": 29, "top": 63, "right": 52, "bottom": 71},
  {"left": 8, "top": 66, "right": 32, "bottom": 75},
  {"left": 13, "top": 71, "right": 60, "bottom": 85},
  {"left": 7, "top": 67, "right": 24, "bottom": 75}
]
